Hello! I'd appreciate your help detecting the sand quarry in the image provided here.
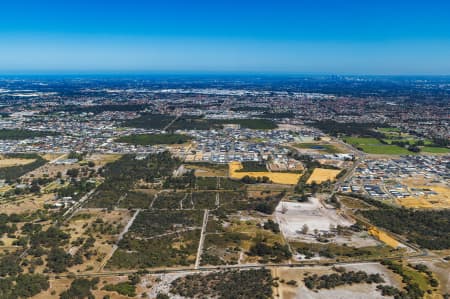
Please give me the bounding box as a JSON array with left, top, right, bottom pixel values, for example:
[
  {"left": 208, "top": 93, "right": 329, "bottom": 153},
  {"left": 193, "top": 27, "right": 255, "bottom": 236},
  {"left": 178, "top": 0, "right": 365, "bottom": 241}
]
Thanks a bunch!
[
  {"left": 275, "top": 198, "right": 354, "bottom": 239},
  {"left": 229, "top": 161, "right": 301, "bottom": 185}
]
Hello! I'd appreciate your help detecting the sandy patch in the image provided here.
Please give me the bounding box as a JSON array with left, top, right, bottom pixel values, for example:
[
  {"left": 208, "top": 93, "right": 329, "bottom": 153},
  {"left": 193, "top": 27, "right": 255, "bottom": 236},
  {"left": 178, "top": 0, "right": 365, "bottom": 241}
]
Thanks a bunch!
[
  {"left": 275, "top": 198, "right": 354, "bottom": 239},
  {"left": 273, "top": 263, "right": 403, "bottom": 299}
]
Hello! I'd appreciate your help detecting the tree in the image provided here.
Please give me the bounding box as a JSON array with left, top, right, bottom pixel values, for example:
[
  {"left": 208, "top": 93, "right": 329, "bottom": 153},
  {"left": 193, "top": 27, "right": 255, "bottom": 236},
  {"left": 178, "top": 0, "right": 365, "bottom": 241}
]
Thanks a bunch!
[
  {"left": 30, "top": 184, "right": 41, "bottom": 193},
  {"left": 301, "top": 224, "right": 309, "bottom": 234},
  {"left": 66, "top": 168, "right": 79, "bottom": 178}
]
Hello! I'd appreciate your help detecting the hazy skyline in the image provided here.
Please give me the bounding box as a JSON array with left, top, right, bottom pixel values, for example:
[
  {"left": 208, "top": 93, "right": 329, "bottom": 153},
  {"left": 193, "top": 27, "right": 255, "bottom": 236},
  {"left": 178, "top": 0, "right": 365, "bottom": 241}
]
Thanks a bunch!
[{"left": 1, "top": 0, "right": 450, "bottom": 74}]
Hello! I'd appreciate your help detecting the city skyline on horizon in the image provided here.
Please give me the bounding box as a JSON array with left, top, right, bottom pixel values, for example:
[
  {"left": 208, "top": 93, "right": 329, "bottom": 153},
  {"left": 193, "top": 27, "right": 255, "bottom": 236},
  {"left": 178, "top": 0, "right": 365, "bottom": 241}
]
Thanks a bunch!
[{"left": 1, "top": 0, "right": 450, "bottom": 75}]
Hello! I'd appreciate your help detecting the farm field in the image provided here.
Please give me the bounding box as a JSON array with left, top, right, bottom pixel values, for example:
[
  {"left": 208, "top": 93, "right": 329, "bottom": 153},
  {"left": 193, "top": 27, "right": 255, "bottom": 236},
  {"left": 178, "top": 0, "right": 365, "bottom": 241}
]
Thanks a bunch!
[
  {"left": 229, "top": 161, "right": 301, "bottom": 185},
  {"left": 306, "top": 168, "right": 341, "bottom": 184}
]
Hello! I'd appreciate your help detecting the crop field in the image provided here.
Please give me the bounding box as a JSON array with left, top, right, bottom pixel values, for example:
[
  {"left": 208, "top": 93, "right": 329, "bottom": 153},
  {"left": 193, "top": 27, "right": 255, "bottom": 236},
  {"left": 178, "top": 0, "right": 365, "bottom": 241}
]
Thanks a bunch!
[
  {"left": 229, "top": 161, "right": 301, "bottom": 185},
  {"left": 306, "top": 168, "right": 342, "bottom": 184}
]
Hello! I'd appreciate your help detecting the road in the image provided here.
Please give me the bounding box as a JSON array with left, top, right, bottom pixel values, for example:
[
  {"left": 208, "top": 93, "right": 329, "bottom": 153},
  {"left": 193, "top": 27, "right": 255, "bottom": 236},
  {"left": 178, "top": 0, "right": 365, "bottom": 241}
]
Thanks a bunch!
[
  {"left": 63, "top": 188, "right": 97, "bottom": 218},
  {"left": 98, "top": 208, "right": 141, "bottom": 271},
  {"left": 52, "top": 252, "right": 445, "bottom": 279},
  {"left": 163, "top": 115, "right": 180, "bottom": 131},
  {"left": 194, "top": 209, "right": 209, "bottom": 269}
]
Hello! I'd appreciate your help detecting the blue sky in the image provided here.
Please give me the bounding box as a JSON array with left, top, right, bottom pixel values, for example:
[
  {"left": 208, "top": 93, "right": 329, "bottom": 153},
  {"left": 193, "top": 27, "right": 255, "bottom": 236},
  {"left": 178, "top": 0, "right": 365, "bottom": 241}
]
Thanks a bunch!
[{"left": 1, "top": 0, "right": 449, "bottom": 74}]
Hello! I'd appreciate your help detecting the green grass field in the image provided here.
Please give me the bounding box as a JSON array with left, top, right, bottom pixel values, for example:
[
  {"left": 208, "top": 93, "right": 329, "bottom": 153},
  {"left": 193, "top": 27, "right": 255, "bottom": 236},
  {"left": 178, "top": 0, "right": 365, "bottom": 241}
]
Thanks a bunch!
[
  {"left": 116, "top": 133, "right": 191, "bottom": 145},
  {"left": 421, "top": 146, "right": 450, "bottom": 153},
  {"left": 343, "top": 136, "right": 411, "bottom": 154},
  {"left": 377, "top": 127, "right": 401, "bottom": 132}
]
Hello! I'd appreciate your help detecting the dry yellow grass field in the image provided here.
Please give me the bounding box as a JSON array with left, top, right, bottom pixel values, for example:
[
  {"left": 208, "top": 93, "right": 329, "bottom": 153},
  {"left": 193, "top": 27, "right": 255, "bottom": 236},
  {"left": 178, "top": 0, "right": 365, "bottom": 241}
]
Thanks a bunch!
[
  {"left": 229, "top": 161, "right": 301, "bottom": 185},
  {"left": 368, "top": 227, "right": 399, "bottom": 248},
  {"left": 0, "top": 193, "right": 53, "bottom": 215},
  {"left": 88, "top": 153, "right": 122, "bottom": 166},
  {"left": 397, "top": 183, "right": 450, "bottom": 209},
  {"left": 306, "top": 168, "right": 341, "bottom": 184},
  {"left": 185, "top": 164, "right": 228, "bottom": 177},
  {"left": 63, "top": 209, "right": 132, "bottom": 273},
  {"left": 0, "top": 157, "right": 36, "bottom": 168}
]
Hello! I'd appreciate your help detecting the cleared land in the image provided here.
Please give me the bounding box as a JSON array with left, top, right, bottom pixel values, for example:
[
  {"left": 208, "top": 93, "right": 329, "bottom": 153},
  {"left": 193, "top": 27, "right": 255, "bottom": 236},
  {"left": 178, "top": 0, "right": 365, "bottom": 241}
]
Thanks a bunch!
[
  {"left": 0, "top": 157, "right": 36, "bottom": 168},
  {"left": 398, "top": 180, "right": 450, "bottom": 209},
  {"left": 368, "top": 227, "right": 399, "bottom": 248},
  {"left": 293, "top": 143, "right": 342, "bottom": 154},
  {"left": 272, "top": 263, "right": 403, "bottom": 299},
  {"left": 0, "top": 193, "right": 54, "bottom": 214},
  {"left": 229, "top": 161, "right": 301, "bottom": 185},
  {"left": 275, "top": 198, "right": 354, "bottom": 240},
  {"left": 306, "top": 168, "right": 341, "bottom": 184}
]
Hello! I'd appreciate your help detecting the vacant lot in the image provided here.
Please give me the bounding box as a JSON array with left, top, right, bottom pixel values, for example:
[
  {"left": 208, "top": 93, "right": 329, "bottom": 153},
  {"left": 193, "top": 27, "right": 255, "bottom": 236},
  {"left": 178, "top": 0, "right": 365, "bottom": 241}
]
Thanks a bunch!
[
  {"left": 63, "top": 209, "right": 132, "bottom": 272},
  {"left": 0, "top": 157, "right": 36, "bottom": 168},
  {"left": 185, "top": 163, "right": 228, "bottom": 177},
  {"left": 306, "top": 168, "right": 341, "bottom": 184},
  {"left": 275, "top": 198, "right": 354, "bottom": 240},
  {"left": 272, "top": 263, "right": 403, "bottom": 299},
  {"left": 229, "top": 162, "right": 301, "bottom": 185},
  {"left": 293, "top": 143, "right": 342, "bottom": 154},
  {"left": 368, "top": 227, "right": 399, "bottom": 248},
  {"left": 0, "top": 193, "right": 53, "bottom": 214},
  {"left": 397, "top": 182, "right": 450, "bottom": 209}
]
